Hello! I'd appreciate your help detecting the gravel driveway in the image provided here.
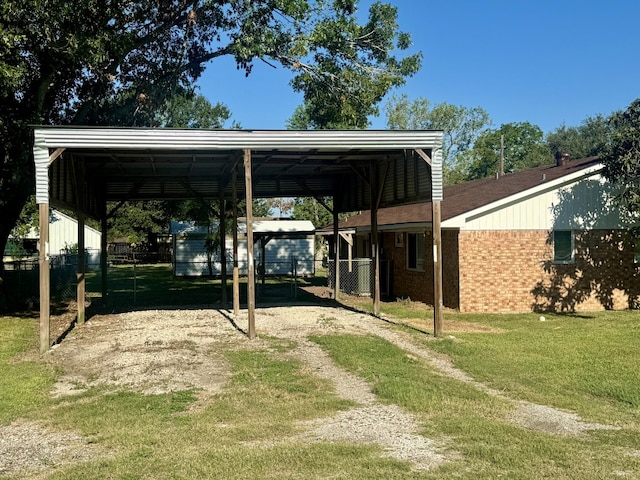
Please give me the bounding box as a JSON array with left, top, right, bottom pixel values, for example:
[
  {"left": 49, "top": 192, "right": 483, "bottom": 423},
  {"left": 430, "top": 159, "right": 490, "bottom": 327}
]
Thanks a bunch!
[{"left": 1, "top": 304, "right": 618, "bottom": 477}]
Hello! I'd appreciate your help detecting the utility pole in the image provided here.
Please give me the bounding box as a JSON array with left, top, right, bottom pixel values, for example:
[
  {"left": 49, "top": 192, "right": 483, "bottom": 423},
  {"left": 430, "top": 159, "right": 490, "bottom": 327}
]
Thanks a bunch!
[{"left": 499, "top": 134, "right": 505, "bottom": 177}]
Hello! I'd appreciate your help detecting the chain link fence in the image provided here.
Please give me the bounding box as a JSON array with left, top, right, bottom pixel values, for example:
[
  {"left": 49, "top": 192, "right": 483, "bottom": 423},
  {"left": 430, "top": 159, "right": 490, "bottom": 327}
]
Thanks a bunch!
[
  {"left": 100, "top": 255, "right": 319, "bottom": 308},
  {"left": 327, "top": 259, "right": 372, "bottom": 296},
  {"left": 2, "top": 254, "right": 99, "bottom": 306},
  {"left": 326, "top": 259, "right": 392, "bottom": 297},
  {"left": 4, "top": 254, "right": 390, "bottom": 309}
]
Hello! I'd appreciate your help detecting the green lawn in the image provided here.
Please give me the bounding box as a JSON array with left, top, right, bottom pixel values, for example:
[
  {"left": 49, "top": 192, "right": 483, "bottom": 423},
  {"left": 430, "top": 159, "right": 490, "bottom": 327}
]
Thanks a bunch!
[
  {"left": 424, "top": 311, "right": 640, "bottom": 425},
  {"left": 1, "top": 304, "right": 639, "bottom": 479}
]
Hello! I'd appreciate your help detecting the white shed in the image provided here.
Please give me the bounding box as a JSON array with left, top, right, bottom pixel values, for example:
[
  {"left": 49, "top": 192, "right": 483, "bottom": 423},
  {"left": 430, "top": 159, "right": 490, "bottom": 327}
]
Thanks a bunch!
[
  {"left": 171, "top": 219, "right": 315, "bottom": 277},
  {"left": 14, "top": 209, "right": 102, "bottom": 267},
  {"left": 48, "top": 210, "right": 101, "bottom": 255}
]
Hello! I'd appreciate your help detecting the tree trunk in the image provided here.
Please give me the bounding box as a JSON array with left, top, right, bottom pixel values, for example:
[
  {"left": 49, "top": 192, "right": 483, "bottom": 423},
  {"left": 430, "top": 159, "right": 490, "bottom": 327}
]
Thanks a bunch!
[{"left": 0, "top": 124, "right": 37, "bottom": 285}]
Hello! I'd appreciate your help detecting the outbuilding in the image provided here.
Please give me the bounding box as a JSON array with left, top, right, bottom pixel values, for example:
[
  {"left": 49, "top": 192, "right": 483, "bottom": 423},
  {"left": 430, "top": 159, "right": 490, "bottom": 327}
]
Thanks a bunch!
[{"left": 171, "top": 219, "right": 315, "bottom": 277}]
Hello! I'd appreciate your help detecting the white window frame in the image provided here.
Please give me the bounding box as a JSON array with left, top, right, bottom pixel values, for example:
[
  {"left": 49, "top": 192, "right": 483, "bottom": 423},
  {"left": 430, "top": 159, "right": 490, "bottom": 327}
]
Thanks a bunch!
[
  {"left": 553, "top": 230, "right": 575, "bottom": 264},
  {"left": 407, "top": 232, "right": 426, "bottom": 271}
]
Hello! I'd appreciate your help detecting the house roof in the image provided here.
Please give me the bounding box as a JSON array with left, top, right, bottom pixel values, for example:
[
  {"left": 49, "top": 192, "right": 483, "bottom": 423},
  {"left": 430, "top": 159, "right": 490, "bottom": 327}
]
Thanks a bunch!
[
  {"left": 22, "top": 209, "right": 101, "bottom": 239},
  {"left": 328, "top": 156, "right": 602, "bottom": 231}
]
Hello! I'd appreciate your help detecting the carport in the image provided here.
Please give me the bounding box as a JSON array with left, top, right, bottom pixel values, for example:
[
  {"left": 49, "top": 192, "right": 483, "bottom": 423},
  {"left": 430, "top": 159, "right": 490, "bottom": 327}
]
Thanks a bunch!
[{"left": 33, "top": 127, "right": 444, "bottom": 352}]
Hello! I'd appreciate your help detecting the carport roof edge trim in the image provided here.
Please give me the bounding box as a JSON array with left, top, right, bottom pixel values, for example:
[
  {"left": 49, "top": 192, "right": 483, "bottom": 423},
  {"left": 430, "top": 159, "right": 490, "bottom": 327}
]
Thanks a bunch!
[
  {"left": 33, "top": 127, "right": 444, "bottom": 204},
  {"left": 33, "top": 126, "right": 444, "bottom": 149}
]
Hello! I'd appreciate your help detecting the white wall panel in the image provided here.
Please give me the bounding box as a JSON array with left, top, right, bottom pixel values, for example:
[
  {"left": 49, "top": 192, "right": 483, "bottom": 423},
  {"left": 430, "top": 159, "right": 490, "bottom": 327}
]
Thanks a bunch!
[
  {"left": 453, "top": 174, "right": 629, "bottom": 231},
  {"left": 48, "top": 210, "right": 101, "bottom": 254}
]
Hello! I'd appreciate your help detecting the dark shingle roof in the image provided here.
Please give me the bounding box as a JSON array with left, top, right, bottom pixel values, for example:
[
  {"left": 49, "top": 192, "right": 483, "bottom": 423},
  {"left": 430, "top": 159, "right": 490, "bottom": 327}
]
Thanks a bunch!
[{"left": 337, "top": 157, "right": 601, "bottom": 229}]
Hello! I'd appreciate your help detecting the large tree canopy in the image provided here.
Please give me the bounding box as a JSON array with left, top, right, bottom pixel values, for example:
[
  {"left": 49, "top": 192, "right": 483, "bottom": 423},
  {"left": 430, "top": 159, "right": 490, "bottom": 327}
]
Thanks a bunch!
[
  {"left": 0, "top": 0, "right": 420, "bottom": 279},
  {"left": 546, "top": 114, "right": 613, "bottom": 161},
  {"left": 288, "top": 2, "right": 421, "bottom": 129},
  {"left": 385, "top": 94, "right": 491, "bottom": 183},
  {"left": 160, "top": 93, "right": 237, "bottom": 129},
  {"left": 601, "top": 98, "right": 640, "bottom": 217}
]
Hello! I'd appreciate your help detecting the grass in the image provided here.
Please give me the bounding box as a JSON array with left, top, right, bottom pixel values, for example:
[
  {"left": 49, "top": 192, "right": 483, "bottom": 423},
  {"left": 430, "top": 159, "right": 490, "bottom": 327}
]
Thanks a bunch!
[
  {"left": 86, "top": 264, "right": 237, "bottom": 307},
  {"left": 2, "top": 302, "right": 640, "bottom": 478},
  {"left": 0, "top": 316, "right": 56, "bottom": 424},
  {"left": 311, "top": 328, "right": 640, "bottom": 478},
  {"left": 338, "top": 294, "right": 436, "bottom": 324},
  {"left": 424, "top": 311, "right": 640, "bottom": 425}
]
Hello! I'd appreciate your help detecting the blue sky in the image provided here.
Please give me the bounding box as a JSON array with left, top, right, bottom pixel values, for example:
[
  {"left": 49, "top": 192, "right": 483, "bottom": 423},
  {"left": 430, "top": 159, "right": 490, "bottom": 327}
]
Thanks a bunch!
[{"left": 197, "top": 0, "right": 640, "bottom": 134}]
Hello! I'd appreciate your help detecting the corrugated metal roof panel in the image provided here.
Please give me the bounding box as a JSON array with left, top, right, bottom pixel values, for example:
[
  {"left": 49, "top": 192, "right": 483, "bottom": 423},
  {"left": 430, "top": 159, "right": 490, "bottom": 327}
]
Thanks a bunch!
[{"left": 33, "top": 127, "right": 444, "bottom": 214}]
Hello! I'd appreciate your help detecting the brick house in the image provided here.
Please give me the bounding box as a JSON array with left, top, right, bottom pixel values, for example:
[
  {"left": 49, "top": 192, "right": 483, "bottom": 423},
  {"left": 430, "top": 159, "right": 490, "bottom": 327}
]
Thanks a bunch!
[{"left": 329, "top": 156, "right": 640, "bottom": 313}]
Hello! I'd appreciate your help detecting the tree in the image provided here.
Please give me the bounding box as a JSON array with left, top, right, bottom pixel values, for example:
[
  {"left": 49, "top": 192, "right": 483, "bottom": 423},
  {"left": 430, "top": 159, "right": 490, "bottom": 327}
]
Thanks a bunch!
[
  {"left": 288, "top": 2, "right": 421, "bottom": 129},
  {"left": 106, "top": 93, "right": 236, "bottom": 246},
  {"left": 286, "top": 105, "right": 314, "bottom": 130},
  {"left": 293, "top": 197, "right": 333, "bottom": 229},
  {"left": 545, "top": 114, "right": 613, "bottom": 161},
  {"left": 159, "top": 93, "right": 238, "bottom": 129},
  {"left": 601, "top": 99, "right": 640, "bottom": 217},
  {"left": 266, "top": 198, "right": 295, "bottom": 218},
  {"left": 0, "top": 0, "right": 418, "bottom": 281},
  {"left": 465, "top": 122, "right": 549, "bottom": 180},
  {"left": 107, "top": 201, "right": 171, "bottom": 245},
  {"left": 9, "top": 195, "right": 38, "bottom": 241},
  {"left": 385, "top": 95, "right": 491, "bottom": 183},
  {"left": 293, "top": 197, "right": 334, "bottom": 258}
]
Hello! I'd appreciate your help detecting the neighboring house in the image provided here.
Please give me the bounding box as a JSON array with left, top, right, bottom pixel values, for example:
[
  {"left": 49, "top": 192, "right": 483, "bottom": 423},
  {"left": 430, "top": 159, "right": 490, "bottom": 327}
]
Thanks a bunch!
[
  {"left": 8, "top": 209, "right": 102, "bottom": 266},
  {"left": 326, "top": 156, "right": 640, "bottom": 313},
  {"left": 171, "top": 219, "right": 315, "bottom": 277}
]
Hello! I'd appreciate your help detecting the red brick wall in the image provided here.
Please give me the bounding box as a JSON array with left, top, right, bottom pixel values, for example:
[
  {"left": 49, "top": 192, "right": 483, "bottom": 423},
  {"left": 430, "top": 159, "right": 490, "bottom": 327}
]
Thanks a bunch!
[
  {"left": 458, "top": 230, "right": 549, "bottom": 312},
  {"left": 458, "top": 229, "right": 640, "bottom": 313},
  {"left": 383, "top": 230, "right": 459, "bottom": 309},
  {"left": 381, "top": 229, "right": 639, "bottom": 313}
]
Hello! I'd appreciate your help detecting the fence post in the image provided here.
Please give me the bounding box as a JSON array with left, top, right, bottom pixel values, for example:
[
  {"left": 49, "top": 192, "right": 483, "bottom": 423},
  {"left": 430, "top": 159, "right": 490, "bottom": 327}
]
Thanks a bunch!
[
  {"left": 133, "top": 252, "right": 137, "bottom": 305},
  {"left": 333, "top": 210, "right": 340, "bottom": 300},
  {"left": 293, "top": 256, "right": 298, "bottom": 300}
]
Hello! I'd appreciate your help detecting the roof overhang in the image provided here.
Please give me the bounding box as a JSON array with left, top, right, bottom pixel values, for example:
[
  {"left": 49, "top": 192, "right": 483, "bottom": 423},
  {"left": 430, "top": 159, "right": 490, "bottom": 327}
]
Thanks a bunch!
[
  {"left": 33, "top": 127, "right": 443, "bottom": 218},
  {"left": 441, "top": 162, "right": 605, "bottom": 229}
]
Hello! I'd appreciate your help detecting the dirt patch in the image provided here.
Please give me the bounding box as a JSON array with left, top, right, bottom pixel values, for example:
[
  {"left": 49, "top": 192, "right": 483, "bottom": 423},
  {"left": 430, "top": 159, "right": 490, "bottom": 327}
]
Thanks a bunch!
[
  {"left": 510, "top": 403, "right": 620, "bottom": 436},
  {"left": 300, "top": 404, "right": 447, "bottom": 470},
  {"left": 48, "top": 308, "right": 237, "bottom": 396}
]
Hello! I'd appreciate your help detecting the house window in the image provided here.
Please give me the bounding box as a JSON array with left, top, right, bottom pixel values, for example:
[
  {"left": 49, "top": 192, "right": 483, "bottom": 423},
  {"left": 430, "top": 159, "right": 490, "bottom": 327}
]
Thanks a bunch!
[
  {"left": 407, "top": 232, "right": 425, "bottom": 271},
  {"left": 553, "top": 230, "right": 574, "bottom": 264}
]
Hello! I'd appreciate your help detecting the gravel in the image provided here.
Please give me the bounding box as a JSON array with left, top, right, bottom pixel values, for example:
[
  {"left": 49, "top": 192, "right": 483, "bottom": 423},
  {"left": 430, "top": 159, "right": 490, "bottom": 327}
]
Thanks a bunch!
[
  {"left": 0, "top": 421, "right": 103, "bottom": 478},
  {"left": 3, "top": 304, "right": 620, "bottom": 476}
]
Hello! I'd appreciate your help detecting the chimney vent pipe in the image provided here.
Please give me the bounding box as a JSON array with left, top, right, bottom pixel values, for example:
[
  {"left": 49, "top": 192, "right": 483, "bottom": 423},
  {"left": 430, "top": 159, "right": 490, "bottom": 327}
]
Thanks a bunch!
[{"left": 555, "top": 151, "right": 570, "bottom": 166}]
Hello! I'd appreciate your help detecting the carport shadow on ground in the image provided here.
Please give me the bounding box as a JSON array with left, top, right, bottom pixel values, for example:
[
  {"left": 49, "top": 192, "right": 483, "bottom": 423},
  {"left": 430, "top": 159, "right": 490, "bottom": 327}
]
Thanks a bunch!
[{"left": 48, "top": 276, "right": 350, "bottom": 346}]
